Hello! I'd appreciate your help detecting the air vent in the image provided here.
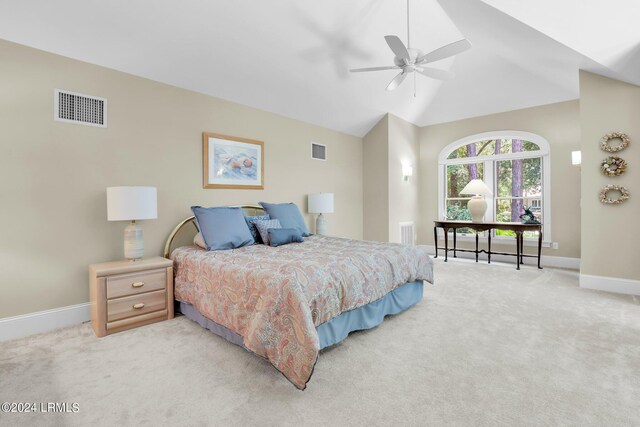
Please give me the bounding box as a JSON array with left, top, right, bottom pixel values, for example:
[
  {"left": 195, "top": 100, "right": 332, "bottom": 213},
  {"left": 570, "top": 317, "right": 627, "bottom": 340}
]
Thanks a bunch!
[
  {"left": 311, "top": 142, "right": 327, "bottom": 161},
  {"left": 400, "top": 222, "right": 415, "bottom": 246},
  {"left": 54, "top": 89, "right": 107, "bottom": 128}
]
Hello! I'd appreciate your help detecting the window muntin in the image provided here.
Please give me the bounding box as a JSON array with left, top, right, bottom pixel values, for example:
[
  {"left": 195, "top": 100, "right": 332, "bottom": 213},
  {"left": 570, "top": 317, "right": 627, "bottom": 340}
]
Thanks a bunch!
[
  {"left": 446, "top": 139, "right": 541, "bottom": 160},
  {"left": 495, "top": 157, "right": 542, "bottom": 238},
  {"left": 445, "top": 163, "right": 484, "bottom": 234},
  {"left": 446, "top": 163, "right": 484, "bottom": 199}
]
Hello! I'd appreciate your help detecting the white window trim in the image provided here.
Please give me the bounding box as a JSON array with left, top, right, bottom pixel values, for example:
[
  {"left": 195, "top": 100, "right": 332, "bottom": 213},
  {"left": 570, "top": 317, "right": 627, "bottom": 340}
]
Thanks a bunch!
[{"left": 437, "top": 130, "right": 552, "bottom": 244}]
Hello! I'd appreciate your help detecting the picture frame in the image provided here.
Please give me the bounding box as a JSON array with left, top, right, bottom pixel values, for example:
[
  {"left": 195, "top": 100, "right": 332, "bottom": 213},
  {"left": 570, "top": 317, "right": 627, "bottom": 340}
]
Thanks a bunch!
[{"left": 203, "top": 132, "right": 264, "bottom": 190}]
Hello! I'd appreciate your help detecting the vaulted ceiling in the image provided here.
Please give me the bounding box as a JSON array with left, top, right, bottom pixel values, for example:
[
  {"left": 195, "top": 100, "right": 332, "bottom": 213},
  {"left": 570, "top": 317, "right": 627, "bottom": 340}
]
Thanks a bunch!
[{"left": 0, "top": 0, "right": 638, "bottom": 136}]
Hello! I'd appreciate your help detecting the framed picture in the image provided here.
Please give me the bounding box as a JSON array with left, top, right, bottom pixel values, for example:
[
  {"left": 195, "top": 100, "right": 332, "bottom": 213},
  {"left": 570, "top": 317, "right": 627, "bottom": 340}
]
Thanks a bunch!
[{"left": 203, "top": 132, "right": 264, "bottom": 189}]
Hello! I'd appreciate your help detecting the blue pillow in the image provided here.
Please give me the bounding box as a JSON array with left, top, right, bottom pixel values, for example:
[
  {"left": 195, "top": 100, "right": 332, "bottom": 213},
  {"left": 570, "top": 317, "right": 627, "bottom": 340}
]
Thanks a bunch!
[
  {"left": 245, "top": 214, "right": 271, "bottom": 243},
  {"left": 268, "top": 228, "right": 304, "bottom": 247},
  {"left": 259, "top": 202, "right": 310, "bottom": 237},
  {"left": 254, "top": 219, "right": 281, "bottom": 246},
  {"left": 191, "top": 206, "right": 255, "bottom": 250}
]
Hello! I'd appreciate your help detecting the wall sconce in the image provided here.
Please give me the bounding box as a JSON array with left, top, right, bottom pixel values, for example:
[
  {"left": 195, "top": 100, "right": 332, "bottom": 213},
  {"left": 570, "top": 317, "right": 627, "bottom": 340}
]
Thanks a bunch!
[
  {"left": 402, "top": 164, "right": 413, "bottom": 181},
  {"left": 571, "top": 151, "right": 582, "bottom": 166}
]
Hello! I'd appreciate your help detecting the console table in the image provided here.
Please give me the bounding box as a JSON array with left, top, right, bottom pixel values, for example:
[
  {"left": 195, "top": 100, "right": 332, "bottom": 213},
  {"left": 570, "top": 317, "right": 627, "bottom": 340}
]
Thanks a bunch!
[{"left": 433, "top": 220, "right": 543, "bottom": 270}]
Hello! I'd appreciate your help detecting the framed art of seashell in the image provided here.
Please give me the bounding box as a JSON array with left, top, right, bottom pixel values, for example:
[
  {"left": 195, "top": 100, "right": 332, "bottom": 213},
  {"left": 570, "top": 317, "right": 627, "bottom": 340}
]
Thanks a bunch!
[{"left": 202, "top": 132, "right": 264, "bottom": 190}]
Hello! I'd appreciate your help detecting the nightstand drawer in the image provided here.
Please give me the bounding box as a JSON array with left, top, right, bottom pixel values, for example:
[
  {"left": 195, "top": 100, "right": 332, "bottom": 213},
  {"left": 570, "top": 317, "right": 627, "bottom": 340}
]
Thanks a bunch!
[
  {"left": 106, "top": 269, "right": 166, "bottom": 299},
  {"left": 107, "top": 289, "right": 166, "bottom": 322}
]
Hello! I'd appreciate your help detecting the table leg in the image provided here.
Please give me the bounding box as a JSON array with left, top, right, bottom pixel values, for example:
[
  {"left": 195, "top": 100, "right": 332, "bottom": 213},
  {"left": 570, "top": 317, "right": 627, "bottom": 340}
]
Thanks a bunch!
[
  {"left": 475, "top": 233, "right": 479, "bottom": 263},
  {"left": 520, "top": 233, "right": 524, "bottom": 265},
  {"left": 453, "top": 229, "right": 457, "bottom": 258},
  {"left": 537, "top": 227, "right": 543, "bottom": 269},
  {"left": 516, "top": 232, "right": 522, "bottom": 270},
  {"left": 444, "top": 228, "right": 449, "bottom": 262},
  {"left": 433, "top": 226, "right": 438, "bottom": 258},
  {"left": 488, "top": 232, "right": 492, "bottom": 264}
]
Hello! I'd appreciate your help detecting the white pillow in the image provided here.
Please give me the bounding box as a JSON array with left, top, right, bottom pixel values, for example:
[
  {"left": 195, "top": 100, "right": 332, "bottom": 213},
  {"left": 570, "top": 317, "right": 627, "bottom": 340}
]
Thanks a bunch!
[{"left": 194, "top": 232, "right": 206, "bottom": 249}]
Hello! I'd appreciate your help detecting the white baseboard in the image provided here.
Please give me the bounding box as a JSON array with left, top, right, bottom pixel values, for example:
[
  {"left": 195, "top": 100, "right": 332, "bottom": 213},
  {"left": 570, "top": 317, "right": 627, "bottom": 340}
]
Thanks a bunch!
[
  {"left": 580, "top": 274, "right": 640, "bottom": 296},
  {"left": 540, "top": 255, "right": 580, "bottom": 270},
  {"left": 0, "top": 303, "right": 90, "bottom": 342},
  {"left": 422, "top": 245, "right": 580, "bottom": 270}
]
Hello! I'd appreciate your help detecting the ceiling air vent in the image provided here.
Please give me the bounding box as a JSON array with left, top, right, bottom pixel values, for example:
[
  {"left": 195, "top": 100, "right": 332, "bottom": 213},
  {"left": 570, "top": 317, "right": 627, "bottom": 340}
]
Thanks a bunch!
[
  {"left": 311, "top": 142, "right": 327, "bottom": 161},
  {"left": 54, "top": 89, "right": 107, "bottom": 128}
]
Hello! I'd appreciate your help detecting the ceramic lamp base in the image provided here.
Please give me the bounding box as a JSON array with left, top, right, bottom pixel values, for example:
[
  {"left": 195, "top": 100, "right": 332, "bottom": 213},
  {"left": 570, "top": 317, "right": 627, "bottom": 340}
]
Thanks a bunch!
[
  {"left": 467, "top": 196, "right": 487, "bottom": 222},
  {"left": 315, "top": 213, "right": 327, "bottom": 236},
  {"left": 124, "top": 220, "right": 144, "bottom": 260}
]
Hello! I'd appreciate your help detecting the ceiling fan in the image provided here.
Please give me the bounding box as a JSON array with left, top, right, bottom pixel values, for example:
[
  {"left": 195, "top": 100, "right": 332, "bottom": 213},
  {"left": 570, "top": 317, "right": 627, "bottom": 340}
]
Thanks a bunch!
[{"left": 350, "top": 0, "right": 471, "bottom": 93}]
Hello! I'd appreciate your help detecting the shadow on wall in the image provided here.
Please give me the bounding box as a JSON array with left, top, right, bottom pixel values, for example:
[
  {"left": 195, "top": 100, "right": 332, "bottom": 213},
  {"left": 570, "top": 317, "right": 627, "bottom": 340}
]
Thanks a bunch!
[{"left": 291, "top": 1, "right": 381, "bottom": 77}]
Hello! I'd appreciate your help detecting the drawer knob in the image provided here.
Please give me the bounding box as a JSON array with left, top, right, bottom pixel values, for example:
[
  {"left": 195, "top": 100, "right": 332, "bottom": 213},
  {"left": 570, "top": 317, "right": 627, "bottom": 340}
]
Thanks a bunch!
[
  {"left": 132, "top": 303, "right": 145, "bottom": 309},
  {"left": 131, "top": 282, "right": 145, "bottom": 288}
]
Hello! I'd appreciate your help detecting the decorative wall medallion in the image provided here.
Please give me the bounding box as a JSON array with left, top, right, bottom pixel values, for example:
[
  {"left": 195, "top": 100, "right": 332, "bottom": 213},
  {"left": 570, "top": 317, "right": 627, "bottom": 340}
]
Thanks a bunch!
[
  {"left": 599, "top": 132, "right": 630, "bottom": 152},
  {"left": 599, "top": 185, "right": 630, "bottom": 205},
  {"left": 600, "top": 156, "right": 627, "bottom": 176}
]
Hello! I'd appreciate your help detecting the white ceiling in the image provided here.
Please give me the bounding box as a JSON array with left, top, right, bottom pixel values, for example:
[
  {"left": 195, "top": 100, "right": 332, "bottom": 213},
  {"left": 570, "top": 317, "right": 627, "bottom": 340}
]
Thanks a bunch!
[{"left": 0, "top": 0, "right": 638, "bottom": 137}]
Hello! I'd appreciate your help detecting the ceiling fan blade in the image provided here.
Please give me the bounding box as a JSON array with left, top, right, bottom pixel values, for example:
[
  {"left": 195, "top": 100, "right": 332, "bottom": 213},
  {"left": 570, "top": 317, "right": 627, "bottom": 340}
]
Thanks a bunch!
[
  {"left": 384, "top": 35, "right": 410, "bottom": 62},
  {"left": 417, "top": 67, "right": 455, "bottom": 81},
  {"left": 350, "top": 66, "right": 400, "bottom": 73},
  {"left": 386, "top": 71, "right": 407, "bottom": 91},
  {"left": 416, "top": 39, "right": 472, "bottom": 64}
]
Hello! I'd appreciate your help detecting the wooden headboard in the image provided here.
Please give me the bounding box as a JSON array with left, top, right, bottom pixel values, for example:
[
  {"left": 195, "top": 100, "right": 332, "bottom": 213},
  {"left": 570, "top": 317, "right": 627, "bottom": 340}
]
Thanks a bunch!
[{"left": 163, "top": 204, "right": 265, "bottom": 258}]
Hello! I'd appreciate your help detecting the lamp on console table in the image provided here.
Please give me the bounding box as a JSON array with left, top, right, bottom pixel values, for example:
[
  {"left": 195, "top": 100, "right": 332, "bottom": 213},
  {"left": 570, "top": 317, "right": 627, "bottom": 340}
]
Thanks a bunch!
[
  {"left": 107, "top": 186, "right": 157, "bottom": 260},
  {"left": 460, "top": 179, "right": 491, "bottom": 222},
  {"left": 308, "top": 192, "right": 334, "bottom": 235}
]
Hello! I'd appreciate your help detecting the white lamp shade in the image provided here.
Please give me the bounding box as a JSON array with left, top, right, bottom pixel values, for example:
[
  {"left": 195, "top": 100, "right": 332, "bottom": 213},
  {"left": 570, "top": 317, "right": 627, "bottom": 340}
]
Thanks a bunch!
[
  {"left": 460, "top": 179, "right": 491, "bottom": 196},
  {"left": 107, "top": 186, "right": 158, "bottom": 221},
  {"left": 308, "top": 193, "right": 334, "bottom": 214}
]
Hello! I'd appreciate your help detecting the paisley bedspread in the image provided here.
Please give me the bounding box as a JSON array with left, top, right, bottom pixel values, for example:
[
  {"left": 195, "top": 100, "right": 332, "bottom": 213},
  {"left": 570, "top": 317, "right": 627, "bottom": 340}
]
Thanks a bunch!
[{"left": 171, "top": 235, "right": 434, "bottom": 389}]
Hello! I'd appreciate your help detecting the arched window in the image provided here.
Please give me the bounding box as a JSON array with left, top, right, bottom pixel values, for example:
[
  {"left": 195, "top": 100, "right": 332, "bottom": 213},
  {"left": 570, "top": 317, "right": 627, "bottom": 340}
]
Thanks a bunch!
[{"left": 438, "top": 131, "right": 551, "bottom": 242}]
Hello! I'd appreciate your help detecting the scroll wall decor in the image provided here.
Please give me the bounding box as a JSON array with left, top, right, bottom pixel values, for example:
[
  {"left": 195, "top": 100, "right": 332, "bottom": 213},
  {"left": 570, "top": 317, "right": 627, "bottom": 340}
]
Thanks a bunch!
[
  {"left": 599, "top": 132, "right": 630, "bottom": 152},
  {"left": 600, "top": 156, "right": 627, "bottom": 176},
  {"left": 599, "top": 185, "right": 630, "bottom": 205},
  {"left": 598, "top": 131, "right": 630, "bottom": 205}
]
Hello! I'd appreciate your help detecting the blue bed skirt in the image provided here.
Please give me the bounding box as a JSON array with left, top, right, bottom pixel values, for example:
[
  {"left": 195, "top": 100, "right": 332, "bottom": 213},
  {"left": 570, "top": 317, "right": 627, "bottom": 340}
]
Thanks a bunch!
[
  {"left": 177, "top": 279, "right": 424, "bottom": 350},
  {"left": 317, "top": 280, "right": 423, "bottom": 348}
]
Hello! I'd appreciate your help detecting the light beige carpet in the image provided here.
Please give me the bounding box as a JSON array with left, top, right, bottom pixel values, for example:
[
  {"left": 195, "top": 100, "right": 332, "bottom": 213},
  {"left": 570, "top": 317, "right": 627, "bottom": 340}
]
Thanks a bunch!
[{"left": 1, "top": 259, "right": 639, "bottom": 427}]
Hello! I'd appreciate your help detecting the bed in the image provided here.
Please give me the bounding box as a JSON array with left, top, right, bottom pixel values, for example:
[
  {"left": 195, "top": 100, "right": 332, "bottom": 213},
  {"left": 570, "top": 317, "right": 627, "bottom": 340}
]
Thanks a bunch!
[{"left": 164, "top": 205, "right": 434, "bottom": 390}]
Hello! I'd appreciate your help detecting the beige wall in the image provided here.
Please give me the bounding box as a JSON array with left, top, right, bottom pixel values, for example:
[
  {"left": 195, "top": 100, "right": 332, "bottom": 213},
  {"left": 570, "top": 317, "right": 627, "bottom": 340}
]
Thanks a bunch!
[
  {"left": 363, "top": 113, "right": 420, "bottom": 243},
  {"left": 579, "top": 71, "right": 640, "bottom": 280},
  {"left": 363, "top": 114, "right": 389, "bottom": 242},
  {"left": 388, "top": 114, "right": 419, "bottom": 244},
  {"left": 0, "top": 40, "right": 363, "bottom": 318},
  {"left": 419, "top": 101, "right": 582, "bottom": 259},
  {"left": 5, "top": 37, "right": 637, "bottom": 319}
]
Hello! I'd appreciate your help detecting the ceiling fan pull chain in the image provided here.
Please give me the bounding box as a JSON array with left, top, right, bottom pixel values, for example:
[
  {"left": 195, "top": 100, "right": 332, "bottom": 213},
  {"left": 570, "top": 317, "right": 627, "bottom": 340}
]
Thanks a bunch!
[{"left": 414, "top": 72, "right": 417, "bottom": 98}]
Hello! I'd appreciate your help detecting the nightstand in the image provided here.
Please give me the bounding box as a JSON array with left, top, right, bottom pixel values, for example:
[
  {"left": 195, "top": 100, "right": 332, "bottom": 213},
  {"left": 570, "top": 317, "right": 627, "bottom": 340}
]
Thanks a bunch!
[{"left": 89, "top": 256, "right": 174, "bottom": 337}]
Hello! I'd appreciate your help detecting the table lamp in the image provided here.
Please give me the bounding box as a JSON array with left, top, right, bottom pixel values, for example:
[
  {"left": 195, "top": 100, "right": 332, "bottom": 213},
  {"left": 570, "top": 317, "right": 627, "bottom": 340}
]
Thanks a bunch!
[
  {"left": 107, "top": 186, "right": 157, "bottom": 260},
  {"left": 460, "top": 179, "right": 491, "bottom": 222},
  {"left": 308, "top": 193, "right": 334, "bottom": 235}
]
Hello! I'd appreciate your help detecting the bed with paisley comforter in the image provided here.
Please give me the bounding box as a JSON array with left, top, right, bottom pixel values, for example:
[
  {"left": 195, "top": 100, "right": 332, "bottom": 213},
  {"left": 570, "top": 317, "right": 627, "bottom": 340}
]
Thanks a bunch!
[{"left": 170, "top": 233, "right": 433, "bottom": 390}]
